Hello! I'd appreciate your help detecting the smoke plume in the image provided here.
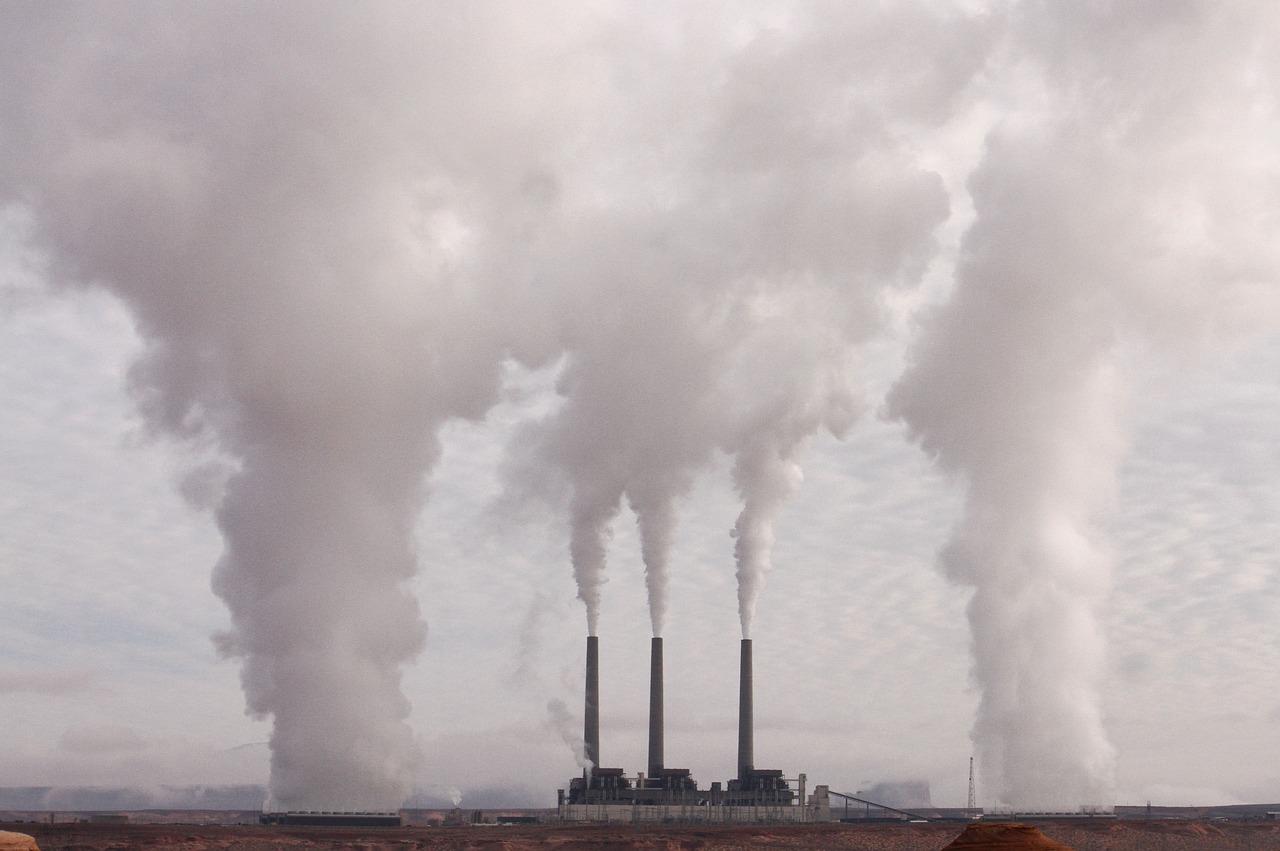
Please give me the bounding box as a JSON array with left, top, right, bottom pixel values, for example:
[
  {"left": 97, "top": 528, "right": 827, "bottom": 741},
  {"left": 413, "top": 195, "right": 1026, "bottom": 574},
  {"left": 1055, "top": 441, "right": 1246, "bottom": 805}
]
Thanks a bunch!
[
  {"left": 546, "top": 698, "right": 591, "bottom": 771},
  {"left": 512, "top": 3, "right": 985, "bottom": 640},
  {"left": 2, "top": 3, "right": 989, "bottom": 803},
  {"left": 0, "top": 4, "right": 570, "bottom": 809},
  {"left": 889, "top": 1, "right": 1280, "bottom": 809},
  {"left": 13, "top": 0, "right": 1266, "bottom": 816}
]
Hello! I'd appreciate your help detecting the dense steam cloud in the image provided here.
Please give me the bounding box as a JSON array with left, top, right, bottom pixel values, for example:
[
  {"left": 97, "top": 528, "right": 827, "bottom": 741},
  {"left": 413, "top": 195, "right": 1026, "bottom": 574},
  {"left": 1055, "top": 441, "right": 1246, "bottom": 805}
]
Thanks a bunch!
[
  {"left": 889, "top": 1, "right": 1280, "bottom": 808},
  {"left": 511, "top": 4, "right": 982, "bottom": 640},
  {"left": 4, "top": 0, "right": 1278, "bottom": 813},
  {"left": 0, "top": 3, "right": 567, "bottom": 809}
]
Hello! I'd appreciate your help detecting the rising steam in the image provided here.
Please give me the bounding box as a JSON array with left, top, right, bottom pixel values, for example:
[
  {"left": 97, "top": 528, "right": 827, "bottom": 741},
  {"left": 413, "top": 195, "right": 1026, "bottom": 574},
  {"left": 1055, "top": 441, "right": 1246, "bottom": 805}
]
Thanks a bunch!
[
  {"left": 8, "top": 0, "right": 1274, "bottom": 816},
  {"left": 2, "top": 1, "right": 982, "bottom": 803},
  {"left": 513, "top": 5, "right": 977, "bottom": 640},
  {"left": 546, "top": 698, "right": 591, "bottom": 771},
  {"left": 889, "top": 1, "right": 1280, "bottom": 808},
  {"left": 0, "top": 4, "right": 567, "bottom": 809}
]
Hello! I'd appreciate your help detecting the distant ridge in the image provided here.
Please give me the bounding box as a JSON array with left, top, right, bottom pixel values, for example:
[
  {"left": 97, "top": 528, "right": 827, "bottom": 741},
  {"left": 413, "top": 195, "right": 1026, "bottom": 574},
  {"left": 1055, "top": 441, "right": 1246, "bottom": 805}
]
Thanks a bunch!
[
  {"left": 0, "top": 786, "right": 266, "bottom": 811},
  {"left": 0, "top": 783, "right": 551, "bottom": 813}
]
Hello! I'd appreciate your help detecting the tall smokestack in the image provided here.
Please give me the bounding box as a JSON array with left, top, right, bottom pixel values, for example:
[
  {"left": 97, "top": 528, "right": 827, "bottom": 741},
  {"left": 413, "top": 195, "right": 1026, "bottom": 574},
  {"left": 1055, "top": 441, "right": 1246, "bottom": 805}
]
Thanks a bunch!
[
  {"left": 648, "top": 636, "right": 664, "bottom": 779},
  {"left": 737, "top": 638, "right": 753, "bottom": 782},
  {"left": 584, "top": 635, "right": 599, "bottom": 772}
]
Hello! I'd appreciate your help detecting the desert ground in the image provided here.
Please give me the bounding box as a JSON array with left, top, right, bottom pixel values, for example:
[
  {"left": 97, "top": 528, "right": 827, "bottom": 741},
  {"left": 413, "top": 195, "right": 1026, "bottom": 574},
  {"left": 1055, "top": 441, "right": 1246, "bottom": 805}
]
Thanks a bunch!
[{"left": 6, "top": 819, "right": 1280, "bottom": 851}]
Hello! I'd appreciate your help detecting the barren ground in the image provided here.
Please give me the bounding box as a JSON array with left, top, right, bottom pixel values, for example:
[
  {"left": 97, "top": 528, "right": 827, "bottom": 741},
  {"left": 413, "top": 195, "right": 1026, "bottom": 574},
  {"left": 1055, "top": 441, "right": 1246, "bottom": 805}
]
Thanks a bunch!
[{"left": 7, "top": 820, "right": 1280, "bottom": 851}]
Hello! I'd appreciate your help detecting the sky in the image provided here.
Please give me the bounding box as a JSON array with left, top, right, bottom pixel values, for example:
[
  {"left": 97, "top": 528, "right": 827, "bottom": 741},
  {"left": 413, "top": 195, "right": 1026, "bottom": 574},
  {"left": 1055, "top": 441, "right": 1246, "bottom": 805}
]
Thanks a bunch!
[{"left": 2, "top": 0, "right": 1279, "bottom": 812}]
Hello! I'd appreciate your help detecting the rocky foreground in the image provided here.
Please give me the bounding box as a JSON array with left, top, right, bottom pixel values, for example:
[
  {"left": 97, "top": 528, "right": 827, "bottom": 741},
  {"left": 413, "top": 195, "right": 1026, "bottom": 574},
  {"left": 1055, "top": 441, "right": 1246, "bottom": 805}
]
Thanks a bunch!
[{"left": 7, "top": 819, "right": 1280, "bottom": 851}]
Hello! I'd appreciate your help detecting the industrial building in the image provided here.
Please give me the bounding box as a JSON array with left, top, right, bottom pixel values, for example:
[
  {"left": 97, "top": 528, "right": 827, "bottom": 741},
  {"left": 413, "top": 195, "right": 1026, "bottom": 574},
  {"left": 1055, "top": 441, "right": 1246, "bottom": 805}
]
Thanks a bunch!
[
  {"left": 259, "top": 811, "right": 403, "bottom": 827},
  {"left": 558, "top": 636, "right": 832, "bottom": 823}
]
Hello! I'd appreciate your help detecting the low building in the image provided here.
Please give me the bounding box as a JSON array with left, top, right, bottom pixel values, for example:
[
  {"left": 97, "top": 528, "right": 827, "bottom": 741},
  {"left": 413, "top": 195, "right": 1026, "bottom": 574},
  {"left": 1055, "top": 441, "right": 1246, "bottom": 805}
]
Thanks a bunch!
[
  {"left": 559, "top": 774, "right": 830, "bottom": 824},
  {"left": 259, "top": 811, "right": 402, "bottom": 827}
]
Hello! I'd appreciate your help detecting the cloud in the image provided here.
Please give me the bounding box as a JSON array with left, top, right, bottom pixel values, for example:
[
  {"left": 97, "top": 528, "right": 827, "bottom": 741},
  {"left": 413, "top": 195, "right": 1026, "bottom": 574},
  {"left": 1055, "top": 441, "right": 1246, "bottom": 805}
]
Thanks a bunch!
[
  {"left": 57, "top": 725, "right": 149, "bottom": 755},
  {"left": 0, "top": 669, "right": 96, "bottom": 697}
]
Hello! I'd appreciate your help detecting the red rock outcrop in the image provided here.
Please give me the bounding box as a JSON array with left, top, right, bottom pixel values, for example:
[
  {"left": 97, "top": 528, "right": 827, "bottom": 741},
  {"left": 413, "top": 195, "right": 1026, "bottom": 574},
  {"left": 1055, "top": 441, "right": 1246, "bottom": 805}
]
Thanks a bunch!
[
  {"left": 942, "top": 822, "right": 1074, "bottom": 850},
  {"left": 0, "top": 831, "right": 38, "bottom": 851}
]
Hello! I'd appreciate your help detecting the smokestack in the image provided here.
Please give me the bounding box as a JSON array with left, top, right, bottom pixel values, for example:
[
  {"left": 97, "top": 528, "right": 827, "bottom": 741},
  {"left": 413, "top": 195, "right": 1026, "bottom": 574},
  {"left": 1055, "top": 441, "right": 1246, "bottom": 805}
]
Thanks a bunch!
[
  {"left": 648, "top": 636, "right": 664, "bottom": 778},
  {"left": 737, "top": 638, "right": 753, "bottom": 782},
  {"left": 584, "top": 635, "right": 599, "bottom": 772}
]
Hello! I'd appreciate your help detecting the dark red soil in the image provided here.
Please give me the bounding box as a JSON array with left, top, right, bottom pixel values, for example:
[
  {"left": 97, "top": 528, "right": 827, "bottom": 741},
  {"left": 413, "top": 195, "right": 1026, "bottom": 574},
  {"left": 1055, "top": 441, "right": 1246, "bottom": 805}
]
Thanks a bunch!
[
  {"left": 942, "top": 822, "right": 1072, "bottom": 849},
  {"left": 7, "top": 819, "right": 1280, "bottom": 851}
]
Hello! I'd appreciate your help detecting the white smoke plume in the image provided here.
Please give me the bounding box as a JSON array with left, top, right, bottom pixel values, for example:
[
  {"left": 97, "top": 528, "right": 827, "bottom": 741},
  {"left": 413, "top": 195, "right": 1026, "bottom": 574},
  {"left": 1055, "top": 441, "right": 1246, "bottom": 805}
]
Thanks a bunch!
[
  {"left": 512, "top": 3, "right": 988, "bottom": 639},
  {"left": 546, "top": 698, "right": 591, "bottom": 771},
  {"left": 719, "top": 288, "right": 868, "bottom": 638},
  {"left": 889, "top": 0, "right": 1280, "bottom": 809},
  {"left": 14, "top": 0, "right": 1267, "bottom": 817},
  {"left": 0, "top": 4, "right": 575, "bottom": 810},
  {"left": 2, "top": 4, "right": 991, "bottom": 804}
]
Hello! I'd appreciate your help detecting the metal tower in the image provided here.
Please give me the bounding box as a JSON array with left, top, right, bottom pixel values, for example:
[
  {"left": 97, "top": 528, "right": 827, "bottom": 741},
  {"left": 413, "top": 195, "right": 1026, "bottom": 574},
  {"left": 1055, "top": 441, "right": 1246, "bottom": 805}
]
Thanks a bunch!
[{"left": 967, "top": 757, "right": 976, "bottom": 812}]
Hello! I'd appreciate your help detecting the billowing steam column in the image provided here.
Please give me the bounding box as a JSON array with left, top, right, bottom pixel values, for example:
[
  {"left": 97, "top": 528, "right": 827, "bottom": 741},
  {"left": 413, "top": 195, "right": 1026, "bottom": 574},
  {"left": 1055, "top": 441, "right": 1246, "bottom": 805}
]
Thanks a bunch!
[
  {"left": 737, "top": 638, "right": 753, "bottom": 782},
  {"left": 584, "top": 635, "right": 600, "bottom": 773},
  {"left": 648, "top": 637, "right": 664, "bottom": 778}
]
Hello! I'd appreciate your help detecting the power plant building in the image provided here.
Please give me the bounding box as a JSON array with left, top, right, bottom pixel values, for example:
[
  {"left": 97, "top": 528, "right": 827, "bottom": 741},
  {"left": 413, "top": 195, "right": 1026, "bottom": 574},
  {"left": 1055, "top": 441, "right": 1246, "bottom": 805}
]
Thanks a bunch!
[
  {"left": 559, "top": 636, "right": 832, "bottom": 823},
  {"left": 259, "top": 812, "right": 403, "bottom": 827}
]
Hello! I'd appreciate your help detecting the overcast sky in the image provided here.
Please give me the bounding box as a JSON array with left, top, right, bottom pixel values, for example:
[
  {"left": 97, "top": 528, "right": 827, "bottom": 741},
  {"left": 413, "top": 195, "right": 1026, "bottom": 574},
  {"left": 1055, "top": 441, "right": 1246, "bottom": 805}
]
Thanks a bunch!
[{"left": 2, "top": 1, "right": 1278, "bottom": 811}]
